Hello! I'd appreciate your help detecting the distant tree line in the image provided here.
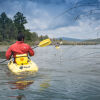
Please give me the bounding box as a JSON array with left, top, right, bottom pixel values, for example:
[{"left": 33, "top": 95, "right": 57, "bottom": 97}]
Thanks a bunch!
[{"left": 0, "top": 12, "right": 49, "bottom": 42}]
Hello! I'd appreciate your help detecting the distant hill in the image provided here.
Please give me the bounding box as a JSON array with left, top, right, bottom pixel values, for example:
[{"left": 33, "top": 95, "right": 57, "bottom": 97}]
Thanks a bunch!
[
  {"left": 85, "top": 38, "right": 100, "bottom": 43},
  {"left": 58, "top": 37, "right": 86, "bottom": 42}
]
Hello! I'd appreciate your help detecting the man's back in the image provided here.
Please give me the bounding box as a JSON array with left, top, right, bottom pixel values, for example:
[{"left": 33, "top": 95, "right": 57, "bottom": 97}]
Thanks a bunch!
[{"left": 6, "top": 41, "right": 34, "bottom": 60}]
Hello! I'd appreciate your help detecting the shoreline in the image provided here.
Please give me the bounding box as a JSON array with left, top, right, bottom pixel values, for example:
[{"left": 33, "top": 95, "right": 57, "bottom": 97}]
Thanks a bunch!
[
  {"left": 0, "top": 42, "right": 98, "bottom": 52},
  {"left": 0, "top": 45, "right": 9, "bottom": 52}
]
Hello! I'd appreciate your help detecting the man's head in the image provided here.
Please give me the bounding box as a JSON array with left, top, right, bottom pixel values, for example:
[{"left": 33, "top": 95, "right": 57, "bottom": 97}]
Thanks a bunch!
[{"left": 17, "top": 32, "right": 25, "bottom": 41}]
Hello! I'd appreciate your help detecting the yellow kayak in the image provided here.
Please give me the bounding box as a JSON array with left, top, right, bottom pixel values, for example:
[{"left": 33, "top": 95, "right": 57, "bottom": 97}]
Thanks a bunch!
[{"left": 8, "top": 59, "right": 38, "bottom": 75}]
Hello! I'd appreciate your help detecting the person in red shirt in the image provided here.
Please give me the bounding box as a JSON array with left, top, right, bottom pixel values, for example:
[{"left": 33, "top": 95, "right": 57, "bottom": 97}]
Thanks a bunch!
[{"left": 6, "top": 33, "right": 34, "bottom": 60}]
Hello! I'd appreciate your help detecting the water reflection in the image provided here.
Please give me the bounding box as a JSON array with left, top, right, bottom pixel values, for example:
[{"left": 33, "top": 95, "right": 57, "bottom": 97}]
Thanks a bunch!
[
  {"left": 9, "top": 80, "right": 34, "bottom": 90},
  {"left": 40, "top": 80, "right": 50, "bottom": 91},
  {"left": 9, "top": 94, "right": 26, "bottom": 100},
  {"left": 7, "top": 79, "right": 34, "bottom": 100}
]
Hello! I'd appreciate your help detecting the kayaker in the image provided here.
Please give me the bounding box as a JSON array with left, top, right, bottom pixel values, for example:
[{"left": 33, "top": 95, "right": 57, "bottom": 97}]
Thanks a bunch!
[
  {"left": 55, "top": 42, "right": 60, "bottom": 47},
  {"left": 6, "top": 33, "right": 34, "bottom": 60}
]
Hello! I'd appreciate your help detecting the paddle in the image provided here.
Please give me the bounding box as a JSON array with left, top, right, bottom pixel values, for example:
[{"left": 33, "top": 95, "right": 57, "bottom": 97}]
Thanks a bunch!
[
  {"left": 33, "top": 38, "right": 52, "bottom": 49},
  {"left": 0, "top": 59, "right": 8, "bottom": 63},
  {"left": 0, "top": 38, "right": 52, "bottom": 63}
]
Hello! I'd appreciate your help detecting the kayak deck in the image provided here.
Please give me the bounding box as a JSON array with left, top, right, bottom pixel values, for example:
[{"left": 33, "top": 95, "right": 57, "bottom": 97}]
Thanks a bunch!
[{"left": 8, "top": 59, "right": 38, "bottom": 75}]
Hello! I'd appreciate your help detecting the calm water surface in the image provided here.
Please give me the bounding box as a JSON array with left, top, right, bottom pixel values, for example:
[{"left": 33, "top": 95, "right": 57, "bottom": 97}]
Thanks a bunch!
[{"left": 0, "top": 45, "right": 100, "bottom": 100}]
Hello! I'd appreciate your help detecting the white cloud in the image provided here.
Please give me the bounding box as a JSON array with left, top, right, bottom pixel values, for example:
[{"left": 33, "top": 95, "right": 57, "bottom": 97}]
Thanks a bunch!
[
  {"left": 27, "top": 18, "right": 100, "bottom": 39},
  {"left": 1, "top": 0, "right": 100, "bottom": 39},
  {"left": 25, "top": 10, "right": 52, "bottom": 30},
  {"left": 23, "top": 1, "right": 100, "bottom": 39}
]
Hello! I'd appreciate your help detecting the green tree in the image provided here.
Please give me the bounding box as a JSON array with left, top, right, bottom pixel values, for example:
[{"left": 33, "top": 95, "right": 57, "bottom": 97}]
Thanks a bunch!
[
  {"left": 24, "top": 30, "right": 38, "bottom": 41},
  {"left": 5, "top": 19, "right": 17, "bottom": 40},
  {"left": 0, "top": 12, "right": 18, "bottom": 41},
  {"left": 24, "top": 30, "right": 32, "bottom": 41},
  {"left": 0, "top": 12, "right": 9, "bottom": 40},
  {"left": 43, "top": 35, "right": 49, "bottom": 39},
  {"left": 59, "top": 38, "right": 62, "bottom": 41},
  {"left": 14, "top": 12, "right": 27, "bottom": 32},
  {"left": 0, "top": 12, "right": 17, "bottom": 40},
  {"left": 31, "top": 32, "right": 38, "bottom": 41},
  {"left": 39, "top": 35, "right": 49, "bottom": 41}
]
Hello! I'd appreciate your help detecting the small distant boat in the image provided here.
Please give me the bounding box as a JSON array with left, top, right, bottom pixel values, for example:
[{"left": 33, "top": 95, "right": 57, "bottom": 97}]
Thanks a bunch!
[{"left": 55, "top": 46, "right": 60, "bottom": 49}]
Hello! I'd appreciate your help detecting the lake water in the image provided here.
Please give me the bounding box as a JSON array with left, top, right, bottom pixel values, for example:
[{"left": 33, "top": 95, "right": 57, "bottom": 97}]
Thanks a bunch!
[{"left": 0, "top": 45, "right": 100, "bottom": 100}]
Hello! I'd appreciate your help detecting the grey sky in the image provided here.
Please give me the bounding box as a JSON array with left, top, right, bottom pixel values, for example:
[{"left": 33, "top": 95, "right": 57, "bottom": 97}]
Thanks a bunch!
[{"left": 0, "top": 0, "right": 100, "bottom": 39}]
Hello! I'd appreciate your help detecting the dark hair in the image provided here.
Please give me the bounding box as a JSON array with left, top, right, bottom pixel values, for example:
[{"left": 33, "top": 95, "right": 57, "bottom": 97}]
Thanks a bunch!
[{"left": 17, "top": 33, "right": 25, "bottom": 41}]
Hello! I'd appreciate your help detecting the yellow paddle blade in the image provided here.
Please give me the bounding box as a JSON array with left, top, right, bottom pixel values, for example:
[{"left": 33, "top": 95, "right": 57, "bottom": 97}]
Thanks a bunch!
[{"left": 38, "top": 38, "right": 52, "bottom": 47}]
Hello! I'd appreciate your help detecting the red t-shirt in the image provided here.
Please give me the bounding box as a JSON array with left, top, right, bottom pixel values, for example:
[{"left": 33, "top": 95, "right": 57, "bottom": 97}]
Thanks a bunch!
[{"left": 6, "top": 41, "right": 34, "bottom": 60}]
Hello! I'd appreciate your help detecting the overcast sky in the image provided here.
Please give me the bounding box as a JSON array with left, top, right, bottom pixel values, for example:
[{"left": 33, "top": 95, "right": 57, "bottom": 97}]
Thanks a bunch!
[{"left": 0, "top": 0, "right": 100, "bottom": 39}]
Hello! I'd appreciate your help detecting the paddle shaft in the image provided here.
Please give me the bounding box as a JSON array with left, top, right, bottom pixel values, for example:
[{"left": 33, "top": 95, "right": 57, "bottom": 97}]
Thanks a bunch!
[
  {"left": 32, "top": 45, "right": 38, "bottom": 49},
  {"left": 0, "top": 59, "right": 7, "bottom": 63}
]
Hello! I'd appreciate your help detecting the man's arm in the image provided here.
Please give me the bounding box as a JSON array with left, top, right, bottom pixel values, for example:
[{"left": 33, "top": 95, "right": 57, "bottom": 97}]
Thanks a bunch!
[
  {"left": 28, "top": 46, "right": 34, "bottom": 56},
  {"left": 6, "top": 47, "right": 12, "bottom": 60}
]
